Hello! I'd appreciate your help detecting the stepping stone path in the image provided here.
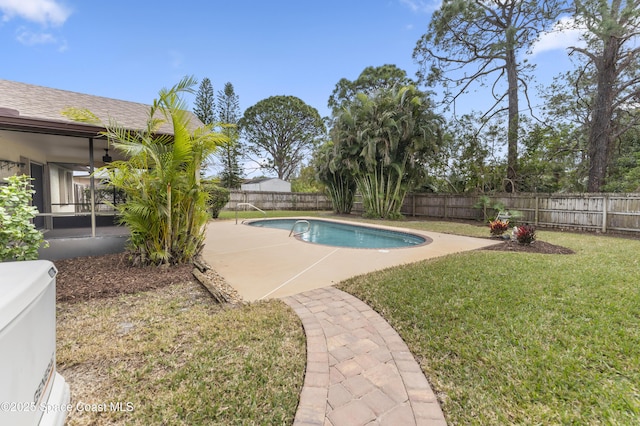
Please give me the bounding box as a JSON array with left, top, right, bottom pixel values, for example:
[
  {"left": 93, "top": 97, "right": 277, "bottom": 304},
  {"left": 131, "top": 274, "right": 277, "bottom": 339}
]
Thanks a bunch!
[{"left": 282, "top": 287, "right": 447, "bottom": 426}]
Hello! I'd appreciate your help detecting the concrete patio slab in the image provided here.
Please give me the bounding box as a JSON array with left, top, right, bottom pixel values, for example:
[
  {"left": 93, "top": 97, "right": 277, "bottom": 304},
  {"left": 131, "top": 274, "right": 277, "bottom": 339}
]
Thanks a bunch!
[{"left": 201, "top": 218, "right": 498, "bottom": 301}]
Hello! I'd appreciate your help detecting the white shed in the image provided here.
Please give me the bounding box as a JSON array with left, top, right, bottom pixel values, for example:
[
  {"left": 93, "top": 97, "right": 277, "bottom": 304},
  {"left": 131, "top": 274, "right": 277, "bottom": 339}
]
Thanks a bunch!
[{"left": 241, "top": 178, "right": 291, "bottom": 192}]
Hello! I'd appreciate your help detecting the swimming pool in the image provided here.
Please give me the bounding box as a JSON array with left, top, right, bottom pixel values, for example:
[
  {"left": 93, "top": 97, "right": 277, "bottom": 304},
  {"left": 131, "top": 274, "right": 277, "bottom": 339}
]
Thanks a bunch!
[{"left": 246, "top": 218, "right": 429, "bottom": 249}]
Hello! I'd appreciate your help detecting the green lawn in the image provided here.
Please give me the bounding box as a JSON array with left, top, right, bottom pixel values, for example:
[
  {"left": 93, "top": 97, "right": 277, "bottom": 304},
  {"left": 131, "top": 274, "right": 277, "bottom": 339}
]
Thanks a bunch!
[
  {"left": 57, "top": 282, "right": 305, "bottom": 425},
  {"left": 59, "top": 210, "right": 640, "bottom": 424},
  {"left": 223, "top": 210, "right": 640, "bottom": 422},
  {"left": 338, "top": 224, "right": 640, "bottom": 424},
  {"left": 224, "top": 212, "right": 640, "bottom": 424}
]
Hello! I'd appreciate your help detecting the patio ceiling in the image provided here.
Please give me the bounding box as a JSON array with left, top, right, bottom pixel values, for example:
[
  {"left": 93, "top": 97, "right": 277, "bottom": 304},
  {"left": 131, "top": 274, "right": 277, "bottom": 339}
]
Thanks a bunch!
[{"left": 1, "top": 128, "right": 125, "bottom": 166}]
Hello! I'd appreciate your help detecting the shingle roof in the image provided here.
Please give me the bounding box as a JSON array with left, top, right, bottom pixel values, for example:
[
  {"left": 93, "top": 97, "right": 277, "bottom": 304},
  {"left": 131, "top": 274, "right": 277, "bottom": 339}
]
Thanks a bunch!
[
  {"left": 0, "top": 79, "right": 202, "bottom": 135},
  {"left": 243, "top": 177, "right": 280, "bottom": 184}
]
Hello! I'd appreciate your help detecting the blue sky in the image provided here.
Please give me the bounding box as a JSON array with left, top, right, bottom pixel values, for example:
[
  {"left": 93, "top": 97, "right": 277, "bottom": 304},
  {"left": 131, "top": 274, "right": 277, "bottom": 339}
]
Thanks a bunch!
[{"left": 0, "top": 0, "right": 581, "bottom": 123}]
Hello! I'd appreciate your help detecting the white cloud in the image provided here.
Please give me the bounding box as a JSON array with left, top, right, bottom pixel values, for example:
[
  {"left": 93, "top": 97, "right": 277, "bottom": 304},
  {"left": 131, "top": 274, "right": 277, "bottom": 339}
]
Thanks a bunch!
[
  {"left": 15, "top": 26, "right": 67, "bottom": 51},
  {"left": 530, "top": 17, "right": 587, "bottom": 56},
  {"left": 399, "top": 0, "right": 440, "bottom": 14},
  {"left": 0, "top": 0, "right": 71, "bottom": 26},
  {"left": 16, "top": 28, "right": 55, "bottom": 44}
]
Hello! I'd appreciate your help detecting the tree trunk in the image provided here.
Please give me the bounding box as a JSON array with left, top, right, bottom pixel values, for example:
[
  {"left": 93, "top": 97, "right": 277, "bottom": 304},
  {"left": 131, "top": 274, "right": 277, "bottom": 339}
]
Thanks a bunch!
[
  {"left": 505, "top": 36, "right": 519, "bottom": 193},
  {"left": 587, "top": 34, "right": 619, "bottom": 192}
]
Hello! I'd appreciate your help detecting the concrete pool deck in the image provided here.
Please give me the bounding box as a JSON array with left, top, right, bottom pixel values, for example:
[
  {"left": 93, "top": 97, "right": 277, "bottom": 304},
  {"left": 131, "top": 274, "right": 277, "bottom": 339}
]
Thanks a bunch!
[
  {"left": 202, "top": 218, "right": 499, "bottom": 425},
  {"left": 201, "top": 218, "right": 498, "bottom": 301}
]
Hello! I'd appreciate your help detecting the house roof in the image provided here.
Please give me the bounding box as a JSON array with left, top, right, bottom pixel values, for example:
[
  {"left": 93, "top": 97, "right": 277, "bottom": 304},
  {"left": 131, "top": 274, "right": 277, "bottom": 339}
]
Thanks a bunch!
[
  {"left": 242, "top": 177, "right": 288, "bottom": 184},
  {"left": 0, "top": 79, "right": 202, "bottom": 137}
]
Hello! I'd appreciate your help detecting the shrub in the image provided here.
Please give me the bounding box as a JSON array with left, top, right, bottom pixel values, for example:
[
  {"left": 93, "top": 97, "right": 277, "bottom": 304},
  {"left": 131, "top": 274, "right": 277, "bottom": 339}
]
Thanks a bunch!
[
  {"left": 488, "top": 219, "right": 510, "bottom": 236},
  {"left": 514, "top": 224, "right": 536, "bottom": 244},
  {"left": 474, "top": 195, "right": 505, "bottom": 222},
  {"left": 65, "top": 77, "right": 227, "bottom": 266},
  {"left": 504, "top": 209, "right": 523, "bottom": 225},
  {"left": 0, "top": 174, "right": 47, "bottom": 261},
  {"left": 203, "top": 183, "right": 230, "bottom": 218}
]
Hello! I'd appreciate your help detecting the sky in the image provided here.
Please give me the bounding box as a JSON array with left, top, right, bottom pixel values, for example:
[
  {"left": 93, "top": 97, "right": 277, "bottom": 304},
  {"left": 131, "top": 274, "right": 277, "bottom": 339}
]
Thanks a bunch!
[{"left": 0, "top": 0, "right": 582, "bottom": 174}]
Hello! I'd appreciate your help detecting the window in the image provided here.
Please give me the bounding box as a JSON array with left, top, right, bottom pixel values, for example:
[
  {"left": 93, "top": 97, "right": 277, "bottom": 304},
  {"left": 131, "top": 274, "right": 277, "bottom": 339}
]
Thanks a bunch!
[{"left": 58, "top": 170, "right": 72, "bottom": 205}]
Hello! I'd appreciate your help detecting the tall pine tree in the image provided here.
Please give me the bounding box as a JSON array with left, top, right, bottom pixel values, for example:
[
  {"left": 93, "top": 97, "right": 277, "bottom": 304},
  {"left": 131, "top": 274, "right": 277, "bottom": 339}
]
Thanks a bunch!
[
  {"left": 193, "top": 77, "right": 216, "bottom": 177},
  {"left": 216, "top": 82, "right": 244, "bottom": 188},
  {"left": 193, "top": 78, "right": 215, "bottom": 125}
]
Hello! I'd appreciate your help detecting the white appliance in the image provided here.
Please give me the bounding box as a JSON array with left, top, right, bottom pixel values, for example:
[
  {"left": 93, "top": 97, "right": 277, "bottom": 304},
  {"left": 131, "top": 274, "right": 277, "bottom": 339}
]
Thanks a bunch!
[{"left": 0, "top": 260, "right": 70, "bottom": 426}]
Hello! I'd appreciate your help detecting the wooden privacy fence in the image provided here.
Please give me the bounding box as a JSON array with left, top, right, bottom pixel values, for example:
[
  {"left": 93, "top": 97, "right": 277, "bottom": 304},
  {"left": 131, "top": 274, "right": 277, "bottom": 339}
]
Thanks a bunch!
[
  {"left": 224, "top": 190, "right": 640, "bottom": 234},
  {"left": 398, "top": 193, "right": 640, "bottom": 234},
  {"left": 223, "top": 190, "right": 332, "bottom": 211}
]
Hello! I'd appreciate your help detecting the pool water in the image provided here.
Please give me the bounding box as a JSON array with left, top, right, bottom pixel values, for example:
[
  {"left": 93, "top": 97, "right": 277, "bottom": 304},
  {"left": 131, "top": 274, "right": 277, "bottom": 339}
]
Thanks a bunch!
[{"left": 246, "top": 219, "right": 428, "bottom": 249}]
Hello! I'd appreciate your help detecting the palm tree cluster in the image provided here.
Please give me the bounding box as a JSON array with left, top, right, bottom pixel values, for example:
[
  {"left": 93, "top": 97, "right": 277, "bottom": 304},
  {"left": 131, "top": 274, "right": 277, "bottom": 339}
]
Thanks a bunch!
[
  {"left": 66, "top": 77, "right": 226, "bottom": 266},
  {"left": 320, "top": 85, "right": 442, "bottom": 219}
]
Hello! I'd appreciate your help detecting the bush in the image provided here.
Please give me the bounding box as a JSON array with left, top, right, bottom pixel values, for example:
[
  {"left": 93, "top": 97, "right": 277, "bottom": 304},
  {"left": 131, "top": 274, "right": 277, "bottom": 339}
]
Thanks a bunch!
[
  {"left": 65, "top": 78, "right": 226, "bottom": 266},
  {"left": 514, "top": 224, "right": 536, "bottom": 244},
  {"left": 474, "top": 195, "right": 505, "bottom": 222},
  {"left": 203, "top": 183, "right": 230, "bottom": 218},
  {"left": 0, "top": 174, "right": 47, "bottom": 261},
  {"left": 488, "top": 219, "right": 510, "bottom": 236}
]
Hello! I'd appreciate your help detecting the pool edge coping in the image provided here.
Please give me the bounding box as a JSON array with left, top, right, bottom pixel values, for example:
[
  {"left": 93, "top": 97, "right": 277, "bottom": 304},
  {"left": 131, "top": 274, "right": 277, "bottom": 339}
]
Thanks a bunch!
[{"left": 242, "top": 216, "right": 434, "bottom": 250}]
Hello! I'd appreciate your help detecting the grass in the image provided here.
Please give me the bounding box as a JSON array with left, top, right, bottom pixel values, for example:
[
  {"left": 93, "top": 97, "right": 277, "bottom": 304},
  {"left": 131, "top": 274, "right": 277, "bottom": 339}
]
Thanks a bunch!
[
  {"left": 58, "top": 210, "right": 640, "bottom": 424},
  {"left": 57, "top": 282, "right": 305, "bottom": 425},
  {"left": 338, "top": 228, "right": 640, "bottom": 424},
  {"left": 341, "top": 216, "right": 491, "bottom": 238},
  {"left": 219, "top": 210, "right": 640, "bottom": 422}
]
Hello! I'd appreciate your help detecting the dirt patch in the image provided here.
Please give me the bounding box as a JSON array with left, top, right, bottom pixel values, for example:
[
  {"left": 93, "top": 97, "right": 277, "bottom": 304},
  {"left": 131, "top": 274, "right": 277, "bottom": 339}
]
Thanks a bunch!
[
  {"left": 55, "top": 253, "right": 194, "bottom": 303},
  {"left": 482, "top": 239, "right": 575, "bottom": 254}
]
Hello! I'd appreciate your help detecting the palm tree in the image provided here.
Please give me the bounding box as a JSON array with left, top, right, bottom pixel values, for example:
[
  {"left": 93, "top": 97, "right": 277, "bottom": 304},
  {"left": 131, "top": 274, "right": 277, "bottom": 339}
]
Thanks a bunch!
[
  {"left": 65, "top": 77, "right": 227, "bottom": 265},
  {"left": 315, "top": 140, "right": 357, "bottom": 214},
  {"left": 331, "top": 86, "right": 442, "bottom": 219}
]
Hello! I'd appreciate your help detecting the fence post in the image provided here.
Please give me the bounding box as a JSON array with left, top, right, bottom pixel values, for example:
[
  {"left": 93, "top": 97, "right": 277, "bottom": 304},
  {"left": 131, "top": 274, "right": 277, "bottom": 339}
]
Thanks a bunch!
[
  {"left": 602, "top": 195, "right": 608, "bottom": 233},
  {"left": 443, "top": 195, "right": 448, "bottom": 219},
  {"left": 412, "top": 193, "right": 416, "bottom": 217},
  {"left": 535, "top": 196, "right": 539, "bottom": 226}
]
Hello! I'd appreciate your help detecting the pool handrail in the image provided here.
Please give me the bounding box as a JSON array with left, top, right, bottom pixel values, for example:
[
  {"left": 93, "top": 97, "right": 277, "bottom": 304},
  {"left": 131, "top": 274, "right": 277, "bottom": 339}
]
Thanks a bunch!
[
  {"left": 235, "top": 203, "right": 267, "bottom": 224},
  {"left": 289, "top": 219, "right": 311, "bottom": 237}
]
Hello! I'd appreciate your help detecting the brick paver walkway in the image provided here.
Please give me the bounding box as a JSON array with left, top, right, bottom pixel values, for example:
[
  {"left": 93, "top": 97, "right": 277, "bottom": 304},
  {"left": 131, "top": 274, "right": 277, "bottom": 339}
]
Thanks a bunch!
[{"left": 282, "top": 287, "right": 447, "bottom": 426}]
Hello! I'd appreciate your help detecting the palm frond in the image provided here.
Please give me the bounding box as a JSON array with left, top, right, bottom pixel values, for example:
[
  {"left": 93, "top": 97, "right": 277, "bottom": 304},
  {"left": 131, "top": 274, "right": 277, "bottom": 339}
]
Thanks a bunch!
[{"left": 64, "top": 76, "right": 226, "bottom": 265}]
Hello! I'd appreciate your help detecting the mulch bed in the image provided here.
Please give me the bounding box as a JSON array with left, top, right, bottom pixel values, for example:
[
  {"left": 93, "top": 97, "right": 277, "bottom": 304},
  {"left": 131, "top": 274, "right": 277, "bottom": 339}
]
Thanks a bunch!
[
  {"left": 55, "top": 253, "right": 193, "bottom": 303},
  {"left": 482, "top": 239, "right": 575, "bottom": 254}
]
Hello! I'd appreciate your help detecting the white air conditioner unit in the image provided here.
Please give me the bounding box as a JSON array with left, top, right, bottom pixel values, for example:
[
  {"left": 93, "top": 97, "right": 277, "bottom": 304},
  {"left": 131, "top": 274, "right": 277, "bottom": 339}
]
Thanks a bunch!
[{"left": 0, "top": 260, "right": 70, "bottom": 426}]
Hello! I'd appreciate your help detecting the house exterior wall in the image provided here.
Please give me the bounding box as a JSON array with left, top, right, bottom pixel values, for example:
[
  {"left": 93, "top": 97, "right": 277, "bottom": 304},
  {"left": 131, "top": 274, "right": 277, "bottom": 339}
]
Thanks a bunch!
[
  {"left": 241, "top": 179, "right": 291, "bottom": 192},
  {"left": 241, "top": 183, "right": 260, "bottom": 191},
  {"left": 1, "top": 79, "right": 204, "bottom": 231},
  {"left": 1, "top": 130, "right": 77, "bottom": 215},
  {"left": 265, "top": 179, "right": 291, "bottom": 192},
  {"left": 0, "top": 131, "right": 46, "bottom": 182}
]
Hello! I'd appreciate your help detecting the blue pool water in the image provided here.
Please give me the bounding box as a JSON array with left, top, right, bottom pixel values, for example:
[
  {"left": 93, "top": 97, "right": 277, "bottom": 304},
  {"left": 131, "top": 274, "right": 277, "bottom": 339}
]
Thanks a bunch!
[{"left": 246, "top": 219, "right": 428, "bottom": 249}]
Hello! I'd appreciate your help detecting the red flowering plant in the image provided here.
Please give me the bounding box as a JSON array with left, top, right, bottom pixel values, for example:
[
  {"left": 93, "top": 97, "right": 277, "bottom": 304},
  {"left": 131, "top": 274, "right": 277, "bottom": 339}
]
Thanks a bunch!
[
  {"left": 514, "top": 224, "right": 536, "bottom": 244},
  {"left": 488, "top": 219, "right": 510, "bottom": 237}
]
